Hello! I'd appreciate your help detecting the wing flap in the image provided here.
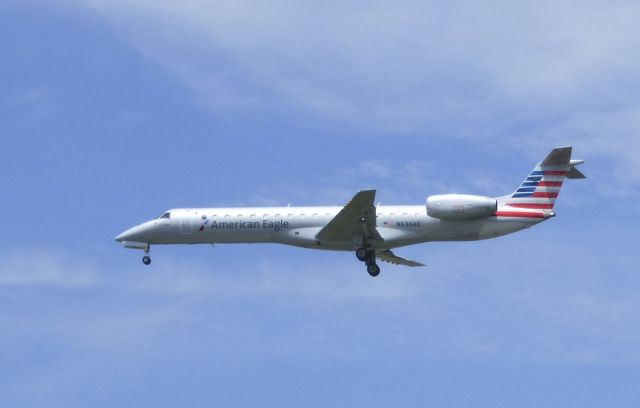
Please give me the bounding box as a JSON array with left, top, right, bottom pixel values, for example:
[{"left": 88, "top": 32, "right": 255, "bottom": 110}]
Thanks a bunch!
[{"left": 376, "top": 249, "right": 425, "bottom": 267}]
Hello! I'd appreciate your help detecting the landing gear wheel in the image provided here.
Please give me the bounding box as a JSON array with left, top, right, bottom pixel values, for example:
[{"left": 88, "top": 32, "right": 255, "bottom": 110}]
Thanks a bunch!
[
  {"left": 142, "top": 256, "right": 151, "bottom": 265},
  {"left": 365, "top": 250, "right": 376, "bottom": 265},
  {"left": 356, "top": 248, "right": 368, "bottom": 261},
  {"left": 367, "top": 263, "right": 380, "bottom": 277}
]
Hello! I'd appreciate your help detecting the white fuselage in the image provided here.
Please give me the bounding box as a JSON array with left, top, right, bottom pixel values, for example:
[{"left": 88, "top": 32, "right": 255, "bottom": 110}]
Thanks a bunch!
[
  {"left": 115, "top": 147, "right": 582, "bottom": 275},
  {"left": 118, "top": 204, "right": 546, "bottom": 252}
]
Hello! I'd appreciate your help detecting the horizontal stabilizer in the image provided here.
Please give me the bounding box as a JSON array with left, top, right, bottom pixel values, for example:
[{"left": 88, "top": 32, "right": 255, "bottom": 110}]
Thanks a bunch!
[
  {"left": 566, "top": 166, "right": 586, "bottom": 179},
  {"left": 376, "top": 249, "right": 425, "bottom": 267}
]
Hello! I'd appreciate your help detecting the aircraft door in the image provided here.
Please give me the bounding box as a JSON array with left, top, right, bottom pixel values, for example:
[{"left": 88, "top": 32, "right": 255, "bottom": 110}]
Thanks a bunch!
[{"left": 180, "top": 216, "right": 193, "bottom": 235}]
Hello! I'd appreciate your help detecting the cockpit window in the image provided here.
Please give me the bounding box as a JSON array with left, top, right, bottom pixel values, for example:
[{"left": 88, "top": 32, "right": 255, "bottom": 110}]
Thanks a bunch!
[{"left": 159, "top": 212, "right": 171, "bottom": 219}]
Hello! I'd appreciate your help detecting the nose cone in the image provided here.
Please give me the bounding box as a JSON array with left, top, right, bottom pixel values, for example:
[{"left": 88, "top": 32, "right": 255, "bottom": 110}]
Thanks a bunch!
[
  {"left": 115, "top": 229, "right": 130, "bottom": 242},
  {"left": 115, "top": 222, "right": 153, "bottom": 243},
  {"left": 115, "top": 227, "right": 135, "bottom": 243}
]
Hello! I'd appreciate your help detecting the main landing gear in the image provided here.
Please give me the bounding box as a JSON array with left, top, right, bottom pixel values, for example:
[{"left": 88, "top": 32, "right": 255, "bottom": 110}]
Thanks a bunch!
[
  {"left": 356, "top": 248, "right": 380, "bottom": 277},
  {"left": 367, "top": 263, "right": 380, "bottom": 277}
]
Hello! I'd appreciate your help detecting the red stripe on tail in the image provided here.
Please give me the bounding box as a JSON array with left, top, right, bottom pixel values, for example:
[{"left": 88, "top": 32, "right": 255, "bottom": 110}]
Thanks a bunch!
[
  {"left": 532, "top": 192, "right": 559, "bottom": 198},
  {"left": 493, "top": 211, "right": 545, "bottom": 218},
  {"left": 537, "top": 181, "right": 563, "bottom": 187},
  {"left": 506, "top": 203, "right": 554, "bottom": 209}
]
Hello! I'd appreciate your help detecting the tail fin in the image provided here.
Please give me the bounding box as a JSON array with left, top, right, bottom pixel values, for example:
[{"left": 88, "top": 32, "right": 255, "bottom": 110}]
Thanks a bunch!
[{"left": 500, "top": 147, "right": 586, "bottom": 210}]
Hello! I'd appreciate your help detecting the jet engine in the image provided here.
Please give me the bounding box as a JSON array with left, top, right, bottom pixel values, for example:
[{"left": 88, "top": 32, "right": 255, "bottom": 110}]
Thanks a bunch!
[{"left": 426, "top": 194, "right": 497, "bottom": 220}]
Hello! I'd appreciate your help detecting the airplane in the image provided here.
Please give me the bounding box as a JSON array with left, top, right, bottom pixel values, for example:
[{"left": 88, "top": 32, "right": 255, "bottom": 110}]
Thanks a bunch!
[{"left": 115, "top": 146, "right": 585, "bottom": 277}]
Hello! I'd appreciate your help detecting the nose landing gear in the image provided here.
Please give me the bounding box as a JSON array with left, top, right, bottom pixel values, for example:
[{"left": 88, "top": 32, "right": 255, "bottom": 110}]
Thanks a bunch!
[
  {"left": 142, "top": 247, "right": 152, "bottom": 266},
  {"left": 356, "top": 248, "right": 380, "bottom": 277}
]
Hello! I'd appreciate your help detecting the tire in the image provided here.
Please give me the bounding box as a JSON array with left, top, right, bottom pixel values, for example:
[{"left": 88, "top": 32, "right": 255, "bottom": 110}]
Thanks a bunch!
[
  {"left": 367, "top": 263, "right": 380, "bottom": 277},
  {"left": 356, "top": 248, "right": 368, "bottom": 261},
  {"left": 142, "top": 256, "right": 151, "bottom": 265}
]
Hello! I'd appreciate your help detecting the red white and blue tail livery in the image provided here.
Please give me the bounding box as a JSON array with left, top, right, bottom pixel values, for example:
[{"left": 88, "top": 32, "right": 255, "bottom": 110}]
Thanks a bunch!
[
  {"left": 116, "top": 147, "right": 585, "bottom": 277},
  {"left": 496, "top": 146, "right": 585, "bottom": 219}
]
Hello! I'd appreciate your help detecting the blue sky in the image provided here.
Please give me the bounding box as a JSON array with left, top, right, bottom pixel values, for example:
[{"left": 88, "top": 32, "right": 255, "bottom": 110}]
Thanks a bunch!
[{"left": 1, "top": 1, "right": 640, "bottom": 406}]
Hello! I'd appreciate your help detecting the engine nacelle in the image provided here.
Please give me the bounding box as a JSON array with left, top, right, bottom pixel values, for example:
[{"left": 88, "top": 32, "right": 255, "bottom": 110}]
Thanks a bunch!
[{"left": 426, "top": 194, "right": 497, "bottom": 220}]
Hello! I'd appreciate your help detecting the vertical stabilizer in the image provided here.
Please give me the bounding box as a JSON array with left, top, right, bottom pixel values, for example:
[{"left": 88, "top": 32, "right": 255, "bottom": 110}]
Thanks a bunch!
[{"left": 499, "top": 147, "right": 585, "bottom": 210}]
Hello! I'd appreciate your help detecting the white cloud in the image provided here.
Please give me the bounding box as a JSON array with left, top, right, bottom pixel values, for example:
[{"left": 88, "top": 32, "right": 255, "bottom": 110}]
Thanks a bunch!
[
  {"left": 48, "top": 0, "right": 640, "bottom": 196},
  {"left": 324, "top": 158, "right": 495, "bottom": 203},
  {"left": 1, "top": 240, "right": 638, "bottom": 366},
  {"left": 49, "top": 1, "right": 638, "bottom": 115},
  {"left": 532, "top": 107, "right": 640, "bottom": 197},
  {"left": 18, "top": 88, "right": 53, "bottom": 107},
  {"left": 136, "top": 256, "right": 425, "bottom": 301},
  {"left": 0, "top": 249, "right": 98, "bottom": 288}
]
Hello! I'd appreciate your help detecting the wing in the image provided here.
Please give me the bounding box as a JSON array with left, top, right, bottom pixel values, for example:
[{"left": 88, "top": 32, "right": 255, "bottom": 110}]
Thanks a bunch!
[
  {"left": 376, "top": 249, "right": 425, "bottom": 267},
  {"left": 316, "top": 189, "right": 383, "bottom": 243}
]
